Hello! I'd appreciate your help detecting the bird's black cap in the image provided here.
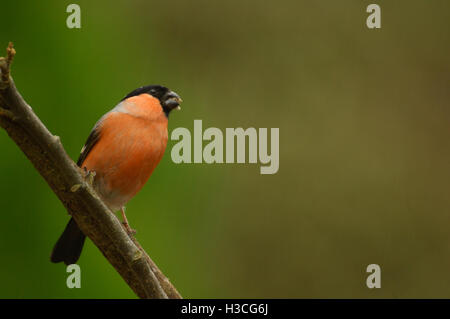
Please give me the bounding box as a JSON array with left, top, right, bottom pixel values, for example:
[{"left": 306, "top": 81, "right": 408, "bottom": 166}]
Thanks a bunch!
[{"left": 122, "top": 85, "right": 182, "bottom": 117}]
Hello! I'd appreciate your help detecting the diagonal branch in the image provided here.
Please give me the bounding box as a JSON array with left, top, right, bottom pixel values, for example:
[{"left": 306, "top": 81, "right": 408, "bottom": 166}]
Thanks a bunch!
[{"left": 0, "top": 42, "right": 181, "bottom": 299}]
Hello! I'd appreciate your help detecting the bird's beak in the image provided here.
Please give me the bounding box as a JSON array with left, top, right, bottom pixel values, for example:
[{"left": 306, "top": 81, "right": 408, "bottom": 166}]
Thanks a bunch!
[{"left": 164, "top": 91, "right": 182, "bottom": 110}]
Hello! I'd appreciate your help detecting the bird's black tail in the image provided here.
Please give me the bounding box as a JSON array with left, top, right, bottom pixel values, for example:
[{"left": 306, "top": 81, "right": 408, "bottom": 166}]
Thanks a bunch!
[{"left": 50, "top": 217, "right": 86, "bottom": 265}]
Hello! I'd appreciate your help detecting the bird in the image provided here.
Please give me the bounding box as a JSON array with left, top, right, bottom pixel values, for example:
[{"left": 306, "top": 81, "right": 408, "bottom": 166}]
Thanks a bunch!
[{"left": 50, "top": 85, "right": 182, "bottom": 265}]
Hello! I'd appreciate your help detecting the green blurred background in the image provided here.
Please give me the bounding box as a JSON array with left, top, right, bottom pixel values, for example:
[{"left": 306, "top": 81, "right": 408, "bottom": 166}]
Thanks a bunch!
[{"left": 0, "top": 0, "right": 449, "bottom": 298}]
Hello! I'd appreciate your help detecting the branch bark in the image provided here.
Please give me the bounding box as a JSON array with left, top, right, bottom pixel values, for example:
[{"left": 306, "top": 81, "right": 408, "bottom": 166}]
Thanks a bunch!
[{"left": 0, "top": 43, "right": 182, "bottom": 299}]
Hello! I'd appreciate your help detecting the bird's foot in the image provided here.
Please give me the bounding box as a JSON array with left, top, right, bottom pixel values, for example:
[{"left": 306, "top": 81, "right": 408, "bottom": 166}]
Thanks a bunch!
[
  {"left": 82, "top": 167, "right": 96, "bottom": 185},
  {"left": 122, "top": 222, "right": 137, "bottom": 236}
]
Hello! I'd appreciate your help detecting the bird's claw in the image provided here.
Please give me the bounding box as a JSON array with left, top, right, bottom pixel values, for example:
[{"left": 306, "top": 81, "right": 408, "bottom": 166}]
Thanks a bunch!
[
  {"left": 82, "top": 167, "right": 96, "bottom": 185},
  {"left": 122, "top": 222, "right": 137, "bottom": 235}
]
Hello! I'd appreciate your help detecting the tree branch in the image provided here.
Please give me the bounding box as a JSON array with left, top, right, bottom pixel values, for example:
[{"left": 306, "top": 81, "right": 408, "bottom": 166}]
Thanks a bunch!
[{"left": 0, "top": 42, "right": 182, "bottom": 299}]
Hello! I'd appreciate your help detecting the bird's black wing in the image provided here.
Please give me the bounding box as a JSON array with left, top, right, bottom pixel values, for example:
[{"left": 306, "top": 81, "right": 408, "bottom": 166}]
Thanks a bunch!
[{"left": 76, "top": 125, "right": 101, "bottom": 167}]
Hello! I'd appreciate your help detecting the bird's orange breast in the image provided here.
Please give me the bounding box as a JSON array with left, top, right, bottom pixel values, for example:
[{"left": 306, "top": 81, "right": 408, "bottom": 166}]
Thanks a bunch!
[{"left": 81, "top": 95, "right": 168, "bottom": 210}]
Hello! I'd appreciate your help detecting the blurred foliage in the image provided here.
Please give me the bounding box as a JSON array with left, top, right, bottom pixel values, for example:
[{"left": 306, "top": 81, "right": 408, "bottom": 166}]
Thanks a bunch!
[{"left": 0, "top": 0, "right": 449, "bottom": 298}]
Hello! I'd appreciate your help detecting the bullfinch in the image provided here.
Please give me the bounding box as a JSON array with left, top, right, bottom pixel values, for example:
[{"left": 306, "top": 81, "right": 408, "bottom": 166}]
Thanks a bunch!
[{"left": 50, "top": 85, "right": 182, "bottom": 265}]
